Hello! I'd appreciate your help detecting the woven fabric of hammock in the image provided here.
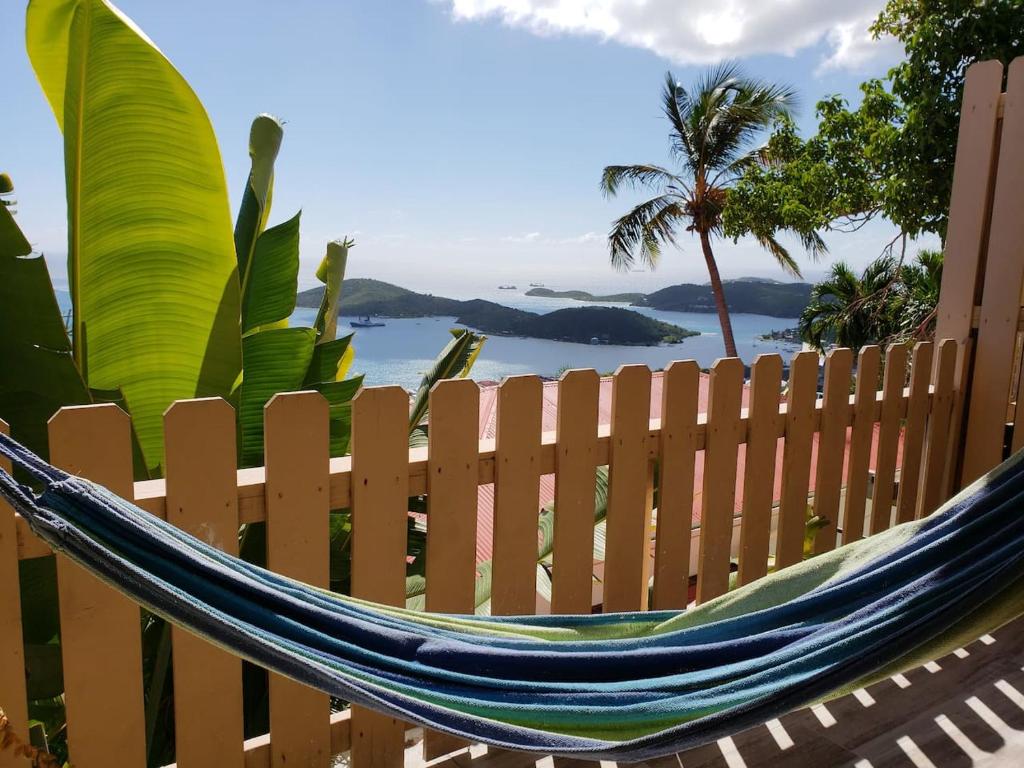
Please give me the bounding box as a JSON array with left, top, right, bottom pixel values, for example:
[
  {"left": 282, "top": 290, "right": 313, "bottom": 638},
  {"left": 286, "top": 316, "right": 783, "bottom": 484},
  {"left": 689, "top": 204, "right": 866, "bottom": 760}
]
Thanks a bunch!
[{"left": 2, "top": 431, "right": 1024, "bottom": 761}]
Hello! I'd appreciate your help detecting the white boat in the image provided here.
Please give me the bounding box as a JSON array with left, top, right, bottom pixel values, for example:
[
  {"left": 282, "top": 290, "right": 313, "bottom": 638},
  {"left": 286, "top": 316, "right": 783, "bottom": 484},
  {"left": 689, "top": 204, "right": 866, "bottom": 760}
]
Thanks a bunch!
[{"left": 350, "top": 315, "right": 385, "bottom": 328}]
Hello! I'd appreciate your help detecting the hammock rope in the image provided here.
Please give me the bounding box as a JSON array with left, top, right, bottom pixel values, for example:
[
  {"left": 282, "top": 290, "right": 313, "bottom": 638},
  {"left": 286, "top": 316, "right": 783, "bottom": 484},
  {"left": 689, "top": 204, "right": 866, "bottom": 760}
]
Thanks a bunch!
[{"left": 2, "top": 431, "right": 1024, "bottom": 761}]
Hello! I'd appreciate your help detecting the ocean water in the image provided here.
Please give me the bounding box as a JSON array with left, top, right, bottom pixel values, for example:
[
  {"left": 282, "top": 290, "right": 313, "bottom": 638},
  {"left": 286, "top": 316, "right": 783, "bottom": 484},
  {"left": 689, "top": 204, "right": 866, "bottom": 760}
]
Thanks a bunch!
[{"left": 292, "top": 289, "right": 801, "bottom": 390}]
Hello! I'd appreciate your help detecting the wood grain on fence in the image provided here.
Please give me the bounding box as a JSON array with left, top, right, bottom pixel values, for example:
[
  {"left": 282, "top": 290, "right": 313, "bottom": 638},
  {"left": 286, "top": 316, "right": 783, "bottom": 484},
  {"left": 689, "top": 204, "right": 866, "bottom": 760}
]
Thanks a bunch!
[
  {"left": 604, "top": 365, "right": 654, "bottom": 612},
  {"left": 264, "top": 392, "right": 331, "bottom": 768},
  {"left": 652, "top": 361, "right": 699, "bottom": 609},
  {"left": 164, "top": 398, "right": 244, "bottom": 768},
  {"left": 737, "top": 354, "right": 782, "bottom": 585},
  {"left": 776, "top": 352, "right": 818, "bottom": 568},
  {"left": 843, "top": 346, "right": 881, "bottom": 544},
  {"left": 812, "top": 348, "right": 854, "bottom": 554},
  {"left": 896, "top": 343, "right": 934, "bottom": 524},
  {"left": 350, "top": 387, "right": 410, "bottom": 768},
  {"left": 871, "top": 346, "right": 908, "bottom": 535}
]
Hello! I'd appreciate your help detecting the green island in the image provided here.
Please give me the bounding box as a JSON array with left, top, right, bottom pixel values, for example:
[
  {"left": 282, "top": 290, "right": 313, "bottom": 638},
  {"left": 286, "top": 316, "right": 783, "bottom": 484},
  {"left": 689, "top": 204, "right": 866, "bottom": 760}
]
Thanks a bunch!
[
  {"left": 526, "top": 277, "right": 812, "bottom": 318},
  {"left": 296, "top": 279, "right": 697, "bottom": 345}
]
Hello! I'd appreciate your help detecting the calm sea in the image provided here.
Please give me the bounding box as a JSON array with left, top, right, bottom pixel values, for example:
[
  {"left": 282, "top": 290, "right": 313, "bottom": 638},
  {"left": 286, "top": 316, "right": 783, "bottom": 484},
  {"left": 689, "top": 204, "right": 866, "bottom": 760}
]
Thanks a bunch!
[{"left": 292, "top": 289, "right": 801, "bottom": 390}]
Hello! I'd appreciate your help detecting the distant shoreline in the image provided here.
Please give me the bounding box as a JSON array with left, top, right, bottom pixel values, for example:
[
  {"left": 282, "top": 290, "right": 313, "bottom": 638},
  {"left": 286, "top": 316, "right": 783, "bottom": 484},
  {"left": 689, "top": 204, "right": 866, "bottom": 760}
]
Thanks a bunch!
[{"left": 296, "top": 279, "right": 699, "bottom": 346}]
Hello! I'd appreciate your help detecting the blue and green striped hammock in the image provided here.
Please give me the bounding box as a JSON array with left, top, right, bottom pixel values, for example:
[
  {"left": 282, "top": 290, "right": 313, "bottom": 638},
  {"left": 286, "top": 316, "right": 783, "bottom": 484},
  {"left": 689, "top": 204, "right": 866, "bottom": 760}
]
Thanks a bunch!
[{"left": 2, "top": 431, "right": 1024, "bottom": 762}]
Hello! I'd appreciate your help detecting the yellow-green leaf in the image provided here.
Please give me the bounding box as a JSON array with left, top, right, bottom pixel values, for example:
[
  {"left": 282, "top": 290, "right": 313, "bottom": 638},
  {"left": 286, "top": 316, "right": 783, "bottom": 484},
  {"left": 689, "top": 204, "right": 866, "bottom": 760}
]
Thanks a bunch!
[
  {"left": 314, "top": 238, "right": 351, "bottom": 342},
  {"left": 26, "top": 0, "right": 242, "bottom": 474},
  {"left": 241, "top": 211, "right": 301, "bottom": 334}
]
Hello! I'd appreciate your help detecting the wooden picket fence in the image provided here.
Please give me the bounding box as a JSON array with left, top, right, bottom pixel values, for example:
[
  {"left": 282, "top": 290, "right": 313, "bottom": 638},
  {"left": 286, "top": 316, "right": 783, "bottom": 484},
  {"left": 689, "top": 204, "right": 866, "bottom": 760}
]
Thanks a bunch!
[
  {"left": 1, "top": 340, "right": 962, "bottom": 768},
  {"left": 2, "top": 56, "right": 1024, "bottom": 768}
]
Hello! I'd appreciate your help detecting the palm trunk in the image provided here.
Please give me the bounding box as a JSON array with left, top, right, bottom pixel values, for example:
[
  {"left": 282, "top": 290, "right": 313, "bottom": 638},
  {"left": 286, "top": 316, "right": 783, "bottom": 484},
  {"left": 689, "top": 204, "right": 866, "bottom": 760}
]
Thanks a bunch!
[{"left": 698, "top": 230, "right": 738, "bottom": 358}]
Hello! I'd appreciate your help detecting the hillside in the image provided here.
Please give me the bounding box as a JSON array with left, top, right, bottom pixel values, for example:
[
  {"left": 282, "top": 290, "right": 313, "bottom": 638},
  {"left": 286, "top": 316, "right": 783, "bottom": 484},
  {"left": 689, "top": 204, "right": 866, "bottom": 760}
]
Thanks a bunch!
[
  {"left": 637, "top": 280, "right": 811, "bottom": 317},
  {"left": 524, "top": 278, "right": 812, "bottom": 318},
  {"left": 524, "top": 287, "right": 645, "bottom": 303},
  {"left": 295, "top": 280, "right": 696, "bottom": 345}
]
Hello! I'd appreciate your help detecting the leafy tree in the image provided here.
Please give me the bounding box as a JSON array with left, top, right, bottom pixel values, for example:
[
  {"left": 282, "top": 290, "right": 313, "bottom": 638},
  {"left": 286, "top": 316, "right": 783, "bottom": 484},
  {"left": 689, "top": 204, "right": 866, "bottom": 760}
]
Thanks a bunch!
[
  {"left": 727, "top": 0, "right": 1024, "bottom": 241},
  {"left": 798, "top": 250, "right": 942, "bottom": 352},
  {"left": 601, "top": 65, "right": 825, "bottom": 358}
]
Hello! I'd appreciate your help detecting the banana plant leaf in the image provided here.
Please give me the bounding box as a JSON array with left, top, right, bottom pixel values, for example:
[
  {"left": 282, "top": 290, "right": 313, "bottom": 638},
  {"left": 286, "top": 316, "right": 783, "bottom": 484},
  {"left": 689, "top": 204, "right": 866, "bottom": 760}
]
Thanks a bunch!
[
  {"left": 26, "top": 0, "right": 242, "bottom": 476},
  {"left": 408, "top": 328, "right": 487, "bottom": 435},
  {"left": 0, "top": 178, "right": 91, "bottom": 460},
  {"left": 314, "top": 240, "right": 352, "bottom": 342},
  {"left": 235, "top": 115, "right": 283, "bottom": 279},
  {"left": 241, "top": 212, "right": 302, "bottom": 334}
]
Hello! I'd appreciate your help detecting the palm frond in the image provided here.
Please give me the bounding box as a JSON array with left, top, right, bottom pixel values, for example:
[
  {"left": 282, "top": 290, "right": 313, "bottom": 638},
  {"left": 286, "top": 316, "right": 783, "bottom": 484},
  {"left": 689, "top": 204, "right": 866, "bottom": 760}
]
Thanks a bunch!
[
  {"left": 754, "top": 233, "right": 802, "bottom": 278},
  {"left": 607, "top": 194, "right": 685, "bottom": 271},
  {"left": 600, "top": 164, "right": 685, "bottom": 198}
]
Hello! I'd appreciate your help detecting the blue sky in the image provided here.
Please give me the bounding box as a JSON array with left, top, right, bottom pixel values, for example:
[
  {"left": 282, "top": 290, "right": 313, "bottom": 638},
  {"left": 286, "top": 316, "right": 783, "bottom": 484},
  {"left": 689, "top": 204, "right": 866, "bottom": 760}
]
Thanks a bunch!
[{"left": 4, "top": 0, "right": 935, "bottom": 296}]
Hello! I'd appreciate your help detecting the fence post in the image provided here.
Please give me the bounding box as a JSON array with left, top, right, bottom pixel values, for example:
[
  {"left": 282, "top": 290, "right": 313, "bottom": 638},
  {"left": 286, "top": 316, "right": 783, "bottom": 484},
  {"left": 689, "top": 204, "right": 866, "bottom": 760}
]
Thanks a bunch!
[
  {"left": 164, "top": 398, "right": 244, "bottom": 768},
  {"left": 0, "top": 419, "right": 30, "bottom": 768},
  {"left": 603, "top": 365, "right": 654, "bottom": 612},
  {"left": 48, "top": 404, "right": 147, "bottom": 768},
  {"left": 350, "top": 386, "right": 409, "bottom": 768},
  {"left": 932, "top": 60, "right": 1005, "bottom": 491},
  {"left": 264, "top": 392, "right": 331, "bottom": 768}
]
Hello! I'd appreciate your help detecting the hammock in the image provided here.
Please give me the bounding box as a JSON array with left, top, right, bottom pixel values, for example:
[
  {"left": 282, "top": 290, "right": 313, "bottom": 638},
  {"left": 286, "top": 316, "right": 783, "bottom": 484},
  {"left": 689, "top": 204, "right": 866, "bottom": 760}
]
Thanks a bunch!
[{"left": 2, "top": 433, "right": 1024, "bottom": 762}]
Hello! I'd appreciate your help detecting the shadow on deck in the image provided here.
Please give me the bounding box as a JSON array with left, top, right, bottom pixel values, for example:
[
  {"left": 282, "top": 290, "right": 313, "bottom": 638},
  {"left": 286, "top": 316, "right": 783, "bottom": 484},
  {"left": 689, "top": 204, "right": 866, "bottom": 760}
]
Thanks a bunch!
[{"left": 389, "top": 613, "right": 1024, "bottom": 768}]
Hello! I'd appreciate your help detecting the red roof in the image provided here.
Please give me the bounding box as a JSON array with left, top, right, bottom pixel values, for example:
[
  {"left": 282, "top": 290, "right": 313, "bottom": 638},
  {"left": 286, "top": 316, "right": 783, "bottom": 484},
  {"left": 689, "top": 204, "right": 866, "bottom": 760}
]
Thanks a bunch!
[{"left": 469, "top": 372, "right": 900, "bottom": 563}]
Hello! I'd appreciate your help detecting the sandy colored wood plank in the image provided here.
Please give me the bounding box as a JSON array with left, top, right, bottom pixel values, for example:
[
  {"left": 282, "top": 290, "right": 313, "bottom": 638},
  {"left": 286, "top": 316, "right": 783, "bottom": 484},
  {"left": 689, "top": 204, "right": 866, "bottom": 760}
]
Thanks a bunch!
[
  {"left": 696, "top": 358, "right": 743, "bottom": 603},
  {"left": 164, "top": 398, "right": 244, "bottom": 768},
  {"left": 492, "top": 375, "right": 543, "bottom": 616},
  {"left": 350, "top": 386, "right": 410, "bottom": 768},
  {"left": 842, "top": 346, "right": 882, "bottom": 544},
  {"left": 550, "top": 369, "right": 599, "bottom": 615},
  {"left": 47, "top": 405, "right": 146, "bottom": 768},
  {"left": 603, "top": 365, "right": 654, "bottom": 612},
  {"left": 895, "top": 343, "right": 934, "bottom": 524},
  {"left": 0, "top": 419, "right": 29, "bottom": 768},
  {"left": 919, "top": 340, "right": 959, "bottom": 517},
  {"left": 775, "top": 351, "right": 819, "bottom": 569},
  {"left": 423, "top": 379, "right": 479, "bottom": 761},
  {"left": 737, "top": 355, "right": 783, "bottom": 585},
  {"left": 651, "top": 361, "right": 700, "bottom": 609},
  {"left": 870, "top": 345, "right": 908, "bottom": 535},
  {"left": 812, "top": 348, "right": 854, "bottom": 554},
  {"left": 264, "top": 393, "right": 331, "bottom": 768},
  {"left": 961, "top": 60, "right": 1024, "bottom": 485}
]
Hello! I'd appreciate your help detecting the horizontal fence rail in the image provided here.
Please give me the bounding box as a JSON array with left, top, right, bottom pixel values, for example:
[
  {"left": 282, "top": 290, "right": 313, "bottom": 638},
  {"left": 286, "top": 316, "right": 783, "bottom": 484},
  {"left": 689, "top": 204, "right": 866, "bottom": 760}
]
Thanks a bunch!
[{"left": 4, "top": 342, "right": 963, "bottom": 768}]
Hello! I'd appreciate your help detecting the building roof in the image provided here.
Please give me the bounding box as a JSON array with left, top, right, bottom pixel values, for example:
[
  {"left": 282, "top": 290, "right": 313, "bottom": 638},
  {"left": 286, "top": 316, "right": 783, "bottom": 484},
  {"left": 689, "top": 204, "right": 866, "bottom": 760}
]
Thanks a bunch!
[{"left": 468, "top": 372, "right": 901, "bottom": 563}]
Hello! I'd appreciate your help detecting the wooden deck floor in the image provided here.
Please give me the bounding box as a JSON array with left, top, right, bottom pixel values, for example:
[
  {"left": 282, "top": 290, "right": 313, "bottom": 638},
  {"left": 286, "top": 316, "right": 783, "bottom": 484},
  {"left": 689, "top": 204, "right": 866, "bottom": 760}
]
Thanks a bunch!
[{"left": 363, "top": 613, "right": 1024, "bottom": 768}]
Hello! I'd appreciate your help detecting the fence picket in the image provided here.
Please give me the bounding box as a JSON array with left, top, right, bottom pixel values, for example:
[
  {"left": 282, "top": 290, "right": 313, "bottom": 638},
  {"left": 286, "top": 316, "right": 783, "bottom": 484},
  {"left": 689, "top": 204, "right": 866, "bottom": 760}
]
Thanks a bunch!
[
  {"left": 960, "top": 60, "right": 1024, "bottom": 485},
  {"left": 776, "top": 351, "right": 819, "bottom": 569},
  {"left": 919, "top": 340, "right": 959, "bottom": 517},
  {"left": 350, "top": 387, "right": 410, "bottom": 768},
  {"left": 812, "top": 348, "right": 854, "bottom": 554},
  {"left": 604, "top": 365, "right": 654, "bottom": 612},
  {"left": 842, "top": 347, "right": 881, "bottom": 544},
  {"left": 870, "top": 345, "right": 908, "bottom": 534},
  {"left": 47, "top": 405, "right": 146, "bottom": 768},
  {"left": 492, "top": 375, "right": 543, "bottom": 615},
  {"left": 652, "top": 361, "right": 699, "bottom": 609},
  {"left": 264, "top": 393, "right": 331, "bottom": 768},
  {"left": 423, "top": 379, "right": 479, "bottom": 760},
  {"left": 896, "top": 343, "right": 934, "bottom": 524},
  {"left": 164, "top": 398, "right": 244, "bottom": 768},
  {"left": 551, "top": 369, "right": 600, "bottom": 615},
  {"left": 737, "top": 355, "right": 783, "bottom": 585},
  {"left": 0, "top": 419, "right": 30, "bottom": 768},
  {"left": 696, "top": 358, "right": 743, "bottom": 603}
]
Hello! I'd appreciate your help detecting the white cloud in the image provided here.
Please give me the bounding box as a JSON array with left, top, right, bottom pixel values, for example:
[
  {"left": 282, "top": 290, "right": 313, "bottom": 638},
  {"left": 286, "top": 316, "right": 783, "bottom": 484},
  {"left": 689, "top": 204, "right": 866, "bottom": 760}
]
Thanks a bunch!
[{"left": 440, "top": 0, "right": 898, "bottom": 72}]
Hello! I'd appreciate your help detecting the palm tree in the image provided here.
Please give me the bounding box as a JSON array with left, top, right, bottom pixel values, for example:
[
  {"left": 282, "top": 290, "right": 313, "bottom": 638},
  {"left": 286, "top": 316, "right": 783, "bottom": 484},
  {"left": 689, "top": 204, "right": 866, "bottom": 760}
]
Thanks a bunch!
[
  {"left": 601, "top": 64, "right": 824, "bottom": 358},
  {"left": 798, "top": 257, "right": 898, "bottom": 352}
]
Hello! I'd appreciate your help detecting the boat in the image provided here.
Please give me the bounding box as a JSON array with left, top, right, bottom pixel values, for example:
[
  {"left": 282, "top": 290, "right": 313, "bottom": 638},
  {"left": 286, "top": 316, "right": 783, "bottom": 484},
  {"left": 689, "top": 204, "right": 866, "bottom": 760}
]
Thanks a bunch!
[
  {"left": 498, "top": 285, "right": 517, "bottom": 290},
  {"left": 529, "top": 282, "right": 545, "bottom": 287},
  {"left": 350, "top": 315, "right": 385, "bottom": 328}
]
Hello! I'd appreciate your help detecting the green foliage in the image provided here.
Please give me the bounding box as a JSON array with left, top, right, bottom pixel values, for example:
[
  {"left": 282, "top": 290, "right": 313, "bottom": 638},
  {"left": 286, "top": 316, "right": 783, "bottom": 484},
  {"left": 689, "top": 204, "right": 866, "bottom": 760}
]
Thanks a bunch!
[
  {"left": 602, "top": 64, "right": 821, "bottom": 357},
  {"left": 27, "top": 0, "right": 243, "bottom": 476},
  {"left": 728, "top": 0, "right": 1024, "bottom": 241},
  {"left": 798, "top": 250, "right": 943, "bottom": 352}
]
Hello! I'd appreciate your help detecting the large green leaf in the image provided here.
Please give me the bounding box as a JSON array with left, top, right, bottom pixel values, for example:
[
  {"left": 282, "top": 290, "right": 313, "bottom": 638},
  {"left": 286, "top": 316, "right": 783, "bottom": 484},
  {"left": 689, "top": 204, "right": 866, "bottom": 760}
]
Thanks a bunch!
[
  {"left": 305, "top": 334, "right": 355, "bottom": 385},
  {"left": 314, "top": 238, "right": 351, "bottom": 342},
  {"left": 313, "top": 376, "right": 364, "bottom": 457},
  {"left": 239, "top": 327, "right": 316, "bottom": 466},
  {"left": 27, "top": 0, "right": 242, "bottom": 475},
  {"left": 408, "top": 328, "right": 486, "bottom": 431},
  {"left": 234, "top": 115, "right": 283, "bottom": 279},
  {"left": 0, "top": 182, "right": 91, "bottom": 458},
  {"left": 241, "top": 211, "right": 301, "bottom": 334}
]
